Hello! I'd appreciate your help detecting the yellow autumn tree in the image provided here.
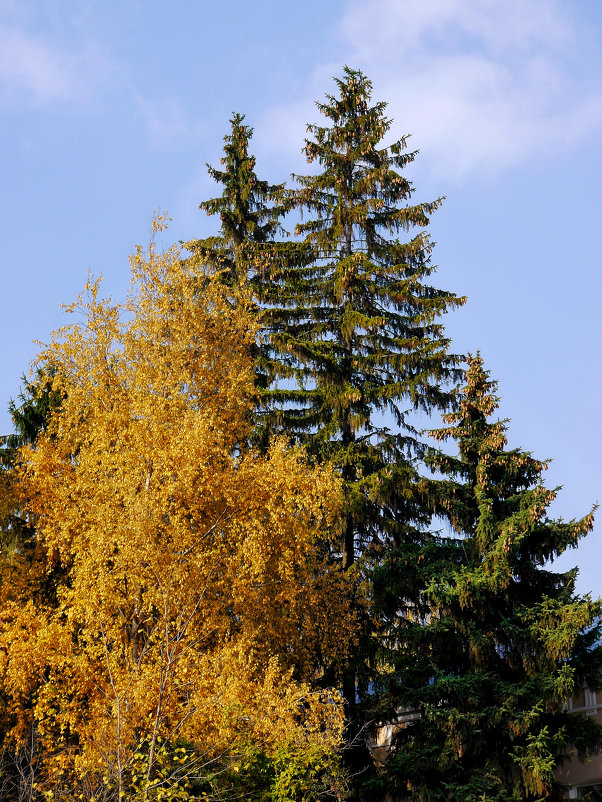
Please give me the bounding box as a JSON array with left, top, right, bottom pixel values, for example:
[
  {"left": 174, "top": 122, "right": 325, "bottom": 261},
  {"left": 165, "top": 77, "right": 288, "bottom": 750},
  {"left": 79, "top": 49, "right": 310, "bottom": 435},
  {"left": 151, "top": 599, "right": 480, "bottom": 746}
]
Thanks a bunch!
[{"left": 0, "top": 217, "right": 355, "bottom": 801}]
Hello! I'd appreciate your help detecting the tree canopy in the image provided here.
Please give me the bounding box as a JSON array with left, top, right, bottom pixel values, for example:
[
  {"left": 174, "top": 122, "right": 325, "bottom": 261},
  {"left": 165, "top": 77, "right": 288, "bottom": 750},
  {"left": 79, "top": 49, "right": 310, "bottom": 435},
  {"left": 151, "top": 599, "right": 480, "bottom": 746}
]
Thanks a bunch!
[
  {"left": 0, "top": 216, "right": 355, "bottom": 801},
  {"left": 372, "top": 355, "right": 602, "bottom": 800},
  {"left": 1, "top": 69, "right": 600, "bottom": 802}
]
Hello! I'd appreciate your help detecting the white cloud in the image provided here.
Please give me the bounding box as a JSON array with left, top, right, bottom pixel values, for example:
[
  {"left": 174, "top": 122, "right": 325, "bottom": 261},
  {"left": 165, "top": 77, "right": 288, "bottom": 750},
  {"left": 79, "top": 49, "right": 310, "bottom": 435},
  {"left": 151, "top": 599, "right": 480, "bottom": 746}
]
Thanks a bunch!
[
  {"left": 0, "top": 10, "right": 110, "bottom": 107},
  {"left": 129, "top": 89, "right": 206, "bottom": 152},
  {"left": 262, "top": 0, "right": 602, "bottom": 180},
  {"left": 341, "top": 0, "right": 570, "bottom": 61},
  {"left": 0, "top": 25, "right": 83, "bottom": 101}
]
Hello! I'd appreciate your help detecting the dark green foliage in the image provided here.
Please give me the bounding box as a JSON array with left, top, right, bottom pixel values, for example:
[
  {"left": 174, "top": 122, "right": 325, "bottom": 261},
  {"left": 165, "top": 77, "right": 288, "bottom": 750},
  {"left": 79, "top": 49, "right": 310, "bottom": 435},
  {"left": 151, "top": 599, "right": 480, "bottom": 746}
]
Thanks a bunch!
[
  {"left": 372, "top": 355, "right": 602, "bottom": 801},
  {"left": 1, "top": 365, "right": 62, "bottom": 545},
  {"left": 262, "top": 67, "right": 465, "bottom": 570},
  {"left": 193, "top": 71, "right": 468, "bottom": 794},
  {"left": 9, "top": 365, "right": 62, "bottom": 445},
  {"left": 191, "top": 112, "right": 300, "bottom": 410},
  {"left": 1, "top": 364, "right": 62, "bottom": 475},
  {"left": 194, "top": 112, "right": 286, "bottom": 286},
  {"left": 235, "top": 68, "right": 467, "bottom": 791}
]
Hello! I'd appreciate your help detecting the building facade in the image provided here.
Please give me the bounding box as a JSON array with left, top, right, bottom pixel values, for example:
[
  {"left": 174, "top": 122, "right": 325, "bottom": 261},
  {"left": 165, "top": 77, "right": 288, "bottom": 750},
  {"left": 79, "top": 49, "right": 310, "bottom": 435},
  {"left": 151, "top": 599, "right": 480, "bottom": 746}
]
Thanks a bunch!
[
  {"left": 558, "top": 684, "right": 602, "bottom": 799},
  {"left": 368, "top": 684, "right": 602, "bottom": 799}
]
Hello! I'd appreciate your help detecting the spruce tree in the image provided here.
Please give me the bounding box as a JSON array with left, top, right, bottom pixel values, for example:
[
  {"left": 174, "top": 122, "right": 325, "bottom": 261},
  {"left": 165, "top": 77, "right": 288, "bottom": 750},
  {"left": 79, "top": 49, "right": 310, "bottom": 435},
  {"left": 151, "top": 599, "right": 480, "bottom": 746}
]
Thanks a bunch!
[
  {"left": 195, "top": 112, "right": 285, "bottom": 286},
  {"left": 263, "top": 67, "right": 465, "bottom": 570},
  {"left": 8, "top": 366, "right": 62, "bottom": 445},
  {"left": 248, "top": 68, "right": 466, "bottom": 787},
  {"left": 192, "top": 112, "right": 305, "bottom": 411},
  {"left": 196, "top": 72, "right": 465, "bottom": 787},
  {"left": 373, "top": 355, "right": 602, "bottom": 801}
]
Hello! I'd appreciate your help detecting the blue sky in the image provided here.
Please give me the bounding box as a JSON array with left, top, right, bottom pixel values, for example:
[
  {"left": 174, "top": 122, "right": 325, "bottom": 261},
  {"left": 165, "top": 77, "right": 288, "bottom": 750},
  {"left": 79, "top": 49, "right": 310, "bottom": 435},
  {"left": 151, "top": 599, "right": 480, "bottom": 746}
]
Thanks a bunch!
[{"left": 1, "top": 0, "right": 601, "bottom": 593}]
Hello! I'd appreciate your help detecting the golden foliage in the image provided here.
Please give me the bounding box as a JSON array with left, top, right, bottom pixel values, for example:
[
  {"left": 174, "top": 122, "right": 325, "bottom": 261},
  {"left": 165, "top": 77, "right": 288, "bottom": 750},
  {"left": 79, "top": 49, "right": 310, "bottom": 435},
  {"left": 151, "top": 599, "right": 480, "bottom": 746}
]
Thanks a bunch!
[{"left": 0, "top": 222, "right": 354, "bottom": 797}]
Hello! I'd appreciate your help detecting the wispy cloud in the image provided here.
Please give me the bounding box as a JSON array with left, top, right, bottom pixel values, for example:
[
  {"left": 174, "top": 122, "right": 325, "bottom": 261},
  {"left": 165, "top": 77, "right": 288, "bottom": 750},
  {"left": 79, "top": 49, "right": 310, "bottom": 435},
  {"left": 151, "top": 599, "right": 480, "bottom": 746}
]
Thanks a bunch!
[
  {"left": 129, "top": 89, "right": 206, "bottom": 152},
  {"left": 0, "top": 24, "right": 81, "bottom": 101},
  {"left": 0, "top": 9, "right": 206, "bottom": 154},
  {"left": 0, "top": 19, "right": 108, "bottom": 106},
  {"left": 262, "top": 0, "right": 602, "bottom": 180}
]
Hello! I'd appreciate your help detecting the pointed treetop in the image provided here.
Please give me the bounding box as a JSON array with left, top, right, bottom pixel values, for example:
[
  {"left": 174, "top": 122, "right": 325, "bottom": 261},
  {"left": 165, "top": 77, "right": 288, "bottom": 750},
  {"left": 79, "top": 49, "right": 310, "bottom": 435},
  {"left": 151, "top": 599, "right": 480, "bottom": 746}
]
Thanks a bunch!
[
  {"left": 432, "top": 353, "right": 505, "bottom": 454},
  {"left": 200, "top": 112, "right": 284, "bottom": 248},
  {"left": 293, "top": 66, "right": 441, "bottom": 253}
]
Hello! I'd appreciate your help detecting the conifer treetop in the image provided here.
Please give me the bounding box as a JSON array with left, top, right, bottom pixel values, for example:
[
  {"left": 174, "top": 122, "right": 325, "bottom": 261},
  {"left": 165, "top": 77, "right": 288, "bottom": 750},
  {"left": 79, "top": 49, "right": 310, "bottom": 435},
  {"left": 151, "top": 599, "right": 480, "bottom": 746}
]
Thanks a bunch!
[
  {"left": 201, "top": 112, "right": 284, "bottom": 244},
  {"left": 263, "top": 67, "right": 464, "bottom": 455},
  {"left": 376, "top": 354, "right": 602, "bottom": 801},
  {"left": 293, "top": 66, "right": 442, "bottom": 250}
]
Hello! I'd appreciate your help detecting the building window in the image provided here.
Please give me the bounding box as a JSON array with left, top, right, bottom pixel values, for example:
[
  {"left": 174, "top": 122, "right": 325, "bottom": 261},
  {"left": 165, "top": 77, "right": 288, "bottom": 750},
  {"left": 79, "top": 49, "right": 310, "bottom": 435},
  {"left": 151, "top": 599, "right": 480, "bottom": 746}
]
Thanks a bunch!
[{"left": 585, "top": 687, "right": 597, "bottom": 710}]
